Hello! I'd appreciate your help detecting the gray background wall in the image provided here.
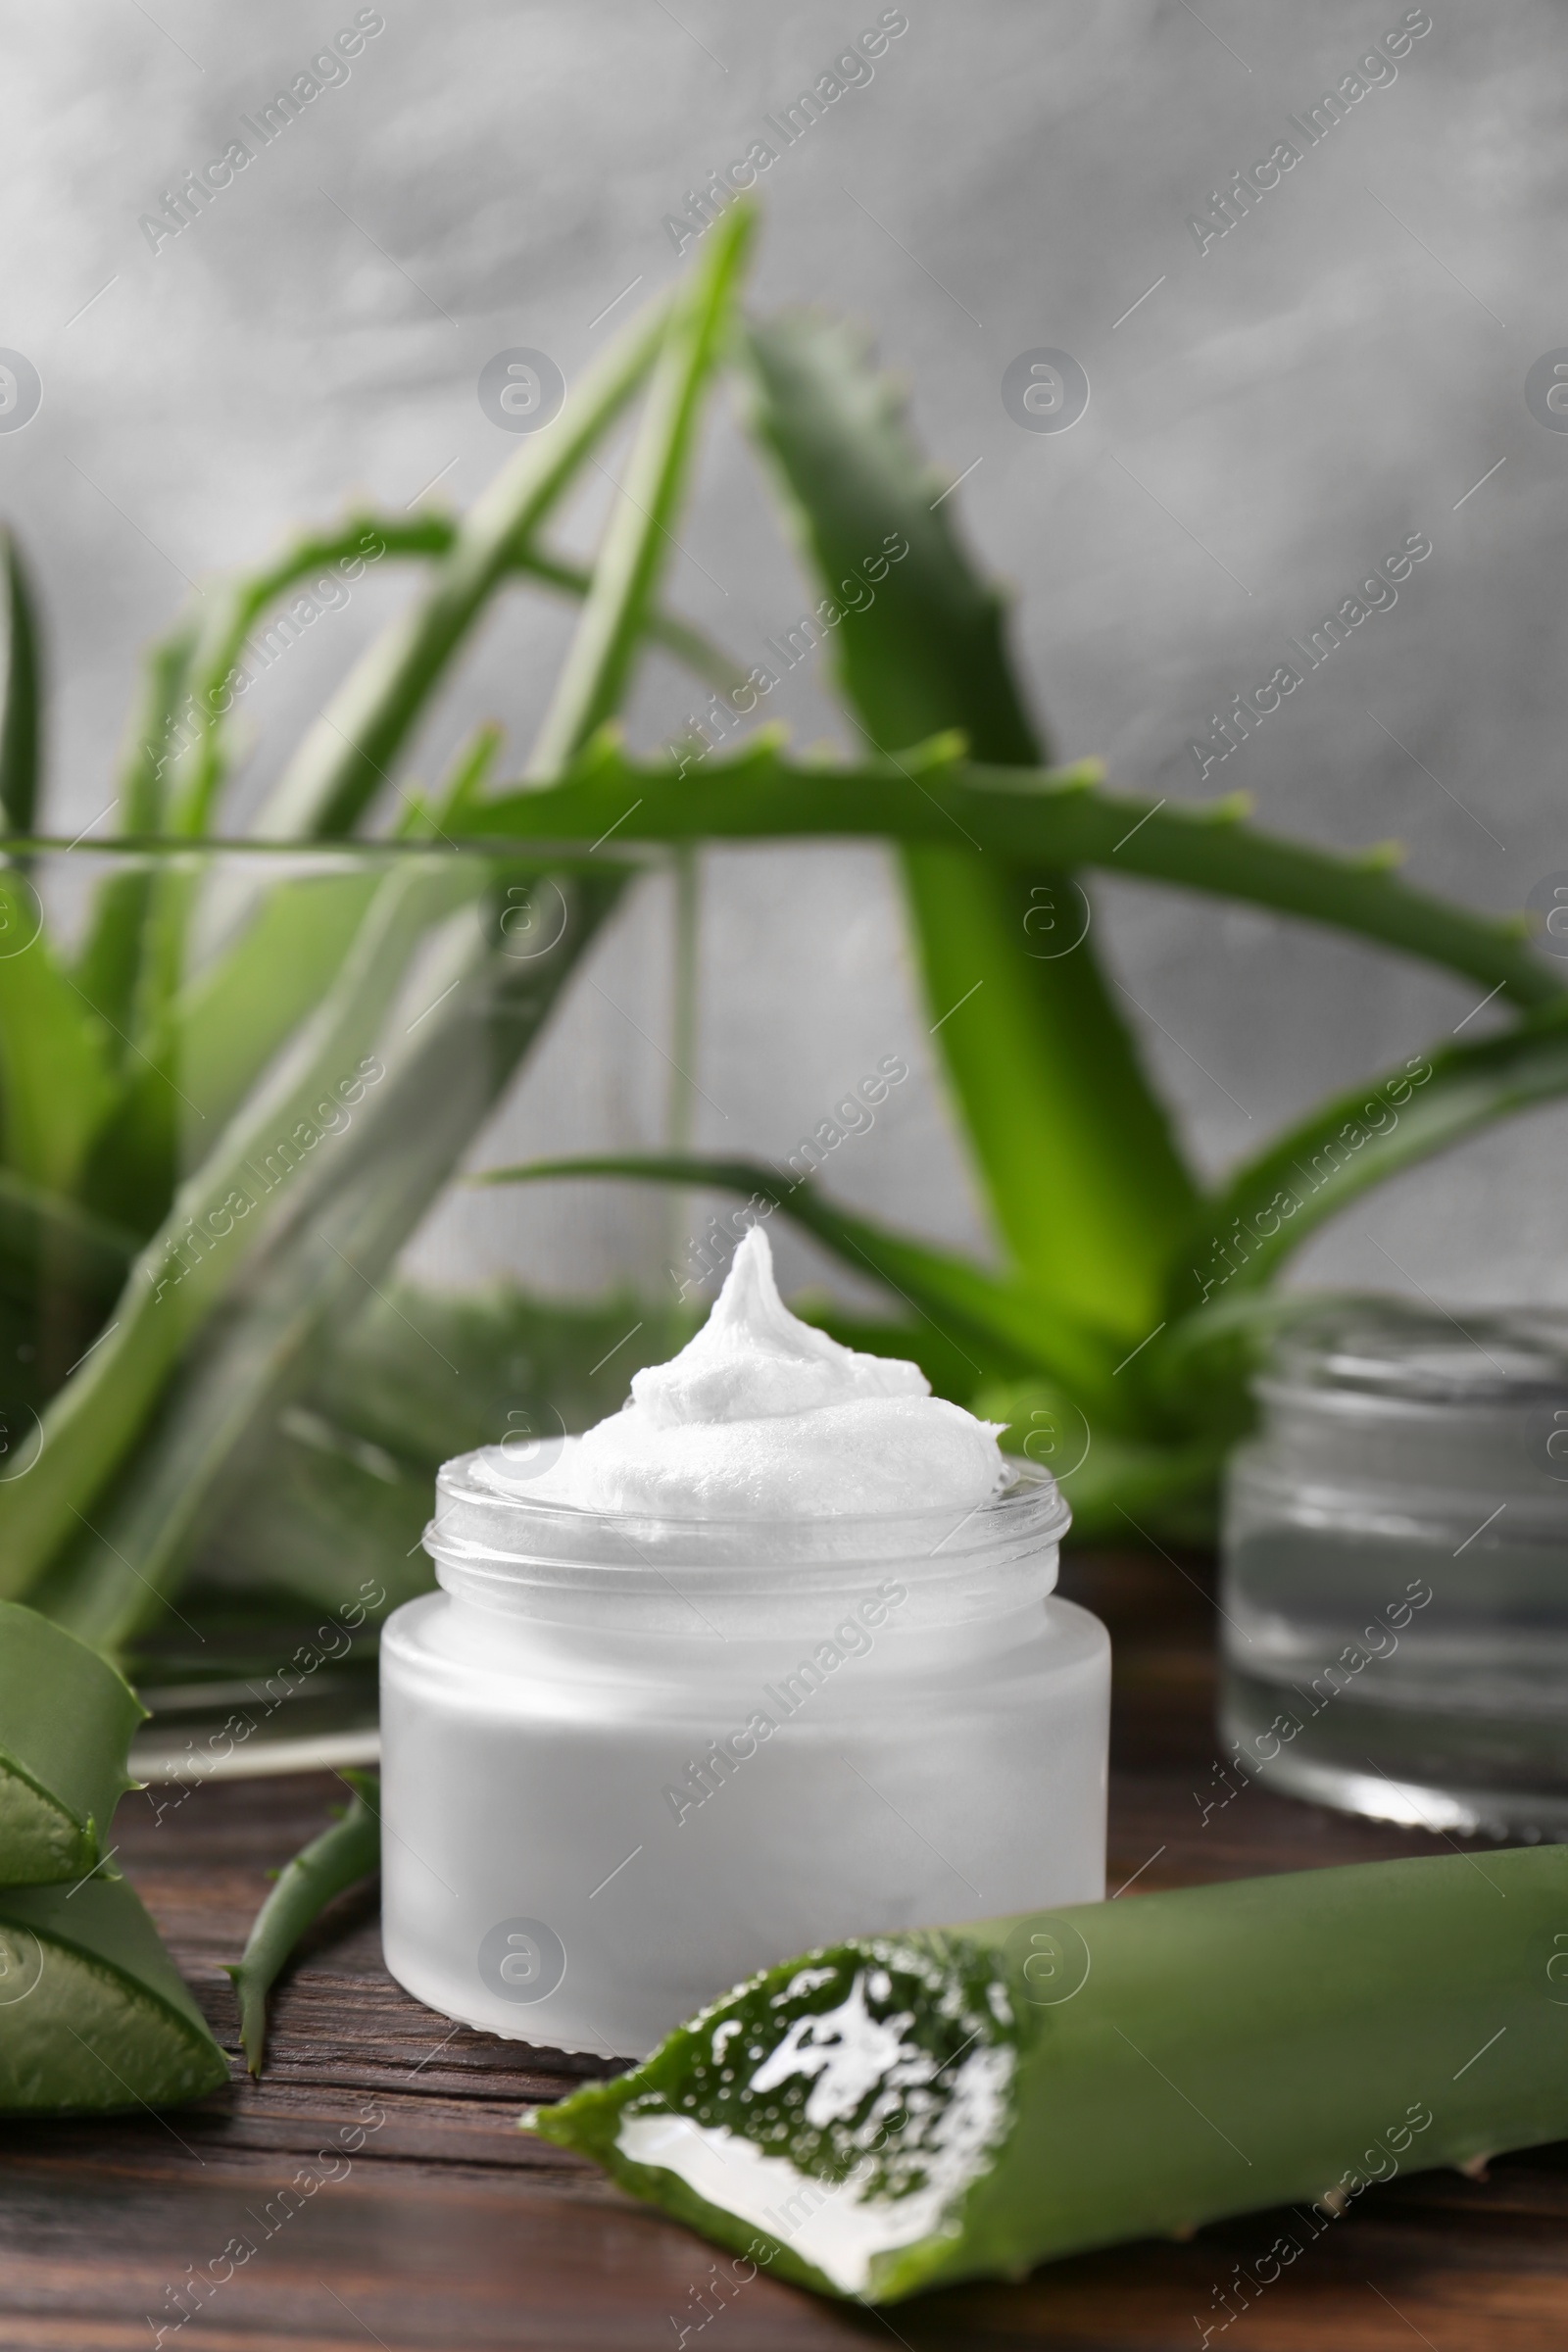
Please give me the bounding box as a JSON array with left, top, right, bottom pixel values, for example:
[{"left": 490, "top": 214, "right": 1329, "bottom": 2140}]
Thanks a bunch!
[{"left": 2, "top": 0, "right": 1562, "bottom": 1310}]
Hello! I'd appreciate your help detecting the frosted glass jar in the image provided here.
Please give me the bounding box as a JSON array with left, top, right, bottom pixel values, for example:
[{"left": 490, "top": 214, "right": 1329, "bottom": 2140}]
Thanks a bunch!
[{"left": 380, "top": 1456, "right": 1108, "bottom": 2057}]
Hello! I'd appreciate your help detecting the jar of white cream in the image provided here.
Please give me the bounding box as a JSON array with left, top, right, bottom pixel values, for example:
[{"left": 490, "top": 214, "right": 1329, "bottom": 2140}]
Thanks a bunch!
[{"left": 379, "top": 1228, "right": 1109, "bottom": 2057}]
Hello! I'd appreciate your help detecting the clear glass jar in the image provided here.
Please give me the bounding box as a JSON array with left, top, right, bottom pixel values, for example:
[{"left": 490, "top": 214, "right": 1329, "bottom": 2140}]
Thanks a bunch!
[
  {"left": 380, "top": 1456, "right": 1108, "bottom": 2057},
  {"left": 1221, "top": 1299, "right": 1568, "bottom": 1838}
]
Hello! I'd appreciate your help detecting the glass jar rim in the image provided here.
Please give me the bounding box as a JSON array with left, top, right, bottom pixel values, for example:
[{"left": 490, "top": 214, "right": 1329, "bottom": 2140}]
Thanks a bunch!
[
  {"left": 423, "top": 1449, "right": 1069, "bottom": 1597},
  {"left": 1256, "top": 1297, "right": 1568, "bottom": 1410}
]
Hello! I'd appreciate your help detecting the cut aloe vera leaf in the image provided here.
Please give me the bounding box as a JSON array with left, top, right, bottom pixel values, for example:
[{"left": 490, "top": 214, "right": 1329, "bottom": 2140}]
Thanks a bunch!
[
  {"left": 529, "top": 1846, "right": 1568, "bottom": 2303},
  {"left": 0, "top": 1873, "right": 228, "bottom": 2113},
  {"left": 0, "top": 1601, "right": 145, "bottom": 1885},
  {"left": 226, "top": 1770, "right": 378, "bottom": 2075}
]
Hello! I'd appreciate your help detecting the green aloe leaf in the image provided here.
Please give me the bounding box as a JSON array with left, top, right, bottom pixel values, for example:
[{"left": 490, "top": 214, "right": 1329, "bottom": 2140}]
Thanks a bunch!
[
  {"left": 79, "top": 866, "right": 384, "bottom": 1238},
  {"left": 528, "top": 201, "right": 756, "bottom": 777},
  {"left": 0, "top": 1170, "right": 135, "bottom": 1283},
  {"left": 740, "top": 313, "right": 1200, "bottom": 1337},
  {"left": 467, "top": 742, "right": 1561, "bottom": 1009},
  {"left": 90, "top": 522, "right": 412, "bottom": 1193},
  {"left": 469, "top": 1152, "right": 1126, "bottom": 1416},
  {"left": 2, "top": 238, "right": 742, "bottom": 1638},
  {"left": 404, "top": 720, "right": 505, "bottom": 837},
  {"left": 0, "top": 873, "right": 120, "bottom": 1194},
  {"left": 896, "top": 851, "right": 1200, "bottom": 1338},
  {"left": 530, "top": 1846, "right": 1568, "bottom": 2303},
  {"left": 0, "top": 1169, "right": 134, "bottom": 1398},
  {"left": 0, "top": 1601, "right": 144, "bottom": 1884},
  {"left": 226, "top": 1769, "right": 378, "bottom": 2075},
  {"left": 97, "top": 503, "right": 743, "bottom": 851},
  {"left": 73, "top": 864, "right": 160, "bottom": 1067},
  {"left": 0, "top": 529, "right": 42, "bottom": 837},
  {"left": 968, "top": 1373, "right": 1224, "bottom": 1543},
  {"left": 165, "top": 519, "right": 398, "bottom": 838},
  {"left": 77, "top": 528, "right": 403, "bottom": 1133},
  {"left": 113, "top": 624, "right": 199, "bottom": 836},
  {"left": 0, "top": 1873, "right": 227, "bottom": 2113},
  {"left": 365, "top": 519, "right": 749, "bottom": 702},
  {"left": 256, "top": 295, "right": 674, "bottom": 840},
  {"left": 514, "top": 545, "right": 747, "bottom": 698},
  {"left": 740, "top": 316, "right": 1038, "bottom": 761},
  {"left": 32, "top": 868, "right": 624, "bottom": 1650},
  {"left": 151, "top": 512, "right": 745, "bottom": 838},
  {"left": 0, "top": 857, "right": 488, "bottom": 1611},
  {"left": 72, "top": 630, "right": 199, "bottom": 1066},
  {"left": 1163, "top": 1006, "right": 1568, "bottom": 1324},
  {"left": 153, "top": 870, "right": 383, "bottom": 1126}
]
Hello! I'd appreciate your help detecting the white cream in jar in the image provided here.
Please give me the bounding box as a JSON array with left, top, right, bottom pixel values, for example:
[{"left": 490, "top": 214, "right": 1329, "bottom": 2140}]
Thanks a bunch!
[{"left": 379, "top": 1228, "right": 1109, "bottom": 2056}]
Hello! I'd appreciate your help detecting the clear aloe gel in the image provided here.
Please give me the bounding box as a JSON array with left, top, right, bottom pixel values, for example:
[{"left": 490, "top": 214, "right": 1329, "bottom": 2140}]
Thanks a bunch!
[{"left": 379, "top": 1228, "right": 1109, "bottom": 2056}]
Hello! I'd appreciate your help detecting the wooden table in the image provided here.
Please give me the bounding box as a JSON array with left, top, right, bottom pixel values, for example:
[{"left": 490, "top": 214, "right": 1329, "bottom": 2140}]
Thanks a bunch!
[{"left": 3, "top": 1550, "right": 1564, "bottom": 2350}]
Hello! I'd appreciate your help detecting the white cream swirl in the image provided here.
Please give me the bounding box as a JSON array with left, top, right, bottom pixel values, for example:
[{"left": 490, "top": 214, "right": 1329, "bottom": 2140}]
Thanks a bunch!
[{"left": 473, "top": 1224, "right": 1005, "bottom": 1519}]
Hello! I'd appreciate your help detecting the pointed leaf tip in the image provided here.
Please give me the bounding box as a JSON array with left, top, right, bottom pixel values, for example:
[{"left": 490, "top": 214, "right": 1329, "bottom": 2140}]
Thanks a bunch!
[{"left": 902, "top": 728, "right": 969, "bottom": 772}]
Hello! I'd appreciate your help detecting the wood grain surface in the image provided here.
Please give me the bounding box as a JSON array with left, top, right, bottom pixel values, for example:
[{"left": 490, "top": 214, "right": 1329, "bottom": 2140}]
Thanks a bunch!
[{"left": 2, "top": 1549, "right": 1563, "bottom": 2352}]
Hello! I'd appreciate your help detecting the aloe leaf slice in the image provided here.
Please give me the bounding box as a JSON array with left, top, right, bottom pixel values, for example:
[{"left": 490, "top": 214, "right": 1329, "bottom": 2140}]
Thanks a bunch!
[
  {"left": 225, "top": 1770, "right": 378, "bottom": 2075},
  {"left": 530, "top": 1845, "right": 1568, "bottom": 2304},
  {"left": 0, "top": 1601, "right": 144, "bottom": 1884},
  {"left": 0, "top": 1872, "right": 227, "bottom": 2113}
]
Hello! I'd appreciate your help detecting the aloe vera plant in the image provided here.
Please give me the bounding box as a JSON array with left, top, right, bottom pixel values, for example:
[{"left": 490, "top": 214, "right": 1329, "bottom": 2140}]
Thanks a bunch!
[
  {"left": 0, "top": 189, "right": 1558, "bottom": 1647},
  {"left": 462, "top": 298, "right": 1563, "bottom": 1539},
  {"left": 0, "top": 215, "right": 757, "bottom": 1668},
  {"left": 531, "top": 1846, "right": 1568, "bottom": 2302}
]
